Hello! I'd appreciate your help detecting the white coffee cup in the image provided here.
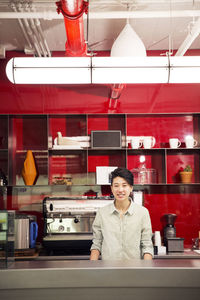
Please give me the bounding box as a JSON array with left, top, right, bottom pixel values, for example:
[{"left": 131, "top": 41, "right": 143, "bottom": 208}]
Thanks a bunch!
[
  {"left": 131, "top": 137, "right": 142, "bottom": 149},
  {"left": 143, "top": 136, "right": 156, "bottom": 149},
  {"left": 154, "top": 231, "right": 162, "bottom": 247},
  {"left": 185, "top": 136, "right": 198, "bottom": 148},
  {"left": 169, "top": 138, "right": 181, "bottom": 149}
]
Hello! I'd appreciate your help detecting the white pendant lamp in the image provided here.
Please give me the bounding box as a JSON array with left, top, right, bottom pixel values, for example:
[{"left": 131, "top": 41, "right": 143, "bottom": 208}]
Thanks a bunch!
[{"left": 110, "top": 23, "right": 146, "bottom": 57}]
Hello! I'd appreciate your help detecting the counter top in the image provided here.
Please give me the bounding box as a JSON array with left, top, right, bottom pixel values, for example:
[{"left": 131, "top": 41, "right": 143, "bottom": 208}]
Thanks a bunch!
[
  {"left": 13, "top": 249, "right": 200, "bottom": 261},
  {"left": 4, "top": 258, "right": 200, "bottom": 270},
  {"left": 155, "top": 249, "right": 200, "bottom": 259},
  {"left": 1, "top": 259, "right": 200, "bottom": 300},
  {"left": 1, "top": 259, "right": 200, "bottom": 286}
]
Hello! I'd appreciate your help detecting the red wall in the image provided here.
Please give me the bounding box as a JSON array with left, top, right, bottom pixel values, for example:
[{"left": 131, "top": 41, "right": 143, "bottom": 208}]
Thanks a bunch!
[{"left": 1, "top": 51, "right": 200, "bottom": 247}]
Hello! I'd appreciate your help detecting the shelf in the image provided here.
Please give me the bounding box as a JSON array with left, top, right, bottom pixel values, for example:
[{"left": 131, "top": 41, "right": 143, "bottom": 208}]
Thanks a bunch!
[
  {"left": 16, "top": 150, "right": 48, "bottom": 153},
  {"left": 49, "top": 148, "right": 87, "bottom": 151},
  {"left": 128, "top": 147, "right": 200, "bottom": 150},
  {"left": 64, "top": 147, "right": 199, "bottom": 151},
  {"left": 0, "top": 113, "right": 200, "bottom": 189},
  {"left": 0, "top": 113, "right": 199, "bottom": 249},
  {"left": 164, "top": 148, "right": 198, "bottom": 150},
  {"left": 4, "top": 183, "right": 200, "bottom": 188}
]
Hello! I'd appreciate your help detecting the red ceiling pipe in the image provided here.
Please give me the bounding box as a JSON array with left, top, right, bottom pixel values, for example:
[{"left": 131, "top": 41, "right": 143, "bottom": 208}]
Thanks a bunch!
[
  {"left": 108, "top": 83, "right": 125, "bottom": 106},
  {"left": 110, "top": 84, "right": 125, "bottom": 100},
  {"left": 56, "top": 0, "right": 88, "bottom": 56}
]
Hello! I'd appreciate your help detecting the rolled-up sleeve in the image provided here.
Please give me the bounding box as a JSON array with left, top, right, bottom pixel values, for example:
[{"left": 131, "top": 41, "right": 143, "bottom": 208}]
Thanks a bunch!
[
  {"left": 140, "top": 209, "right": 154, "bottom": 257},
  {"left": 90, "top": 210, "right": 103, "bottom": 253}
]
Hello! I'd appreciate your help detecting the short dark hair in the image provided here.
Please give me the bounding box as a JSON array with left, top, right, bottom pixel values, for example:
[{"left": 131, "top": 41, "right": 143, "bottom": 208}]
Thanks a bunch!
[{"left": 111, "top": 167, "right": 133, "bottom": 186}]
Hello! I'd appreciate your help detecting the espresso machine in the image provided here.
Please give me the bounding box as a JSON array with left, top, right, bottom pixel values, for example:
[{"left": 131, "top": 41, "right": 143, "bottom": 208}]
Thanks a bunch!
[
  {"left": 42, "top": 196, "right": 113, "bottom": 255},
  {"left": 163, "top": 213, "right": 184, "bottom": 252}
]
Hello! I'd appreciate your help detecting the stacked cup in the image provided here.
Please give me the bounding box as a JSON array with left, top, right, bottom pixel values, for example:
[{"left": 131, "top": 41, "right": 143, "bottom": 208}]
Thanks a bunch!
[
  {"left": 131, "top": 136, "right": 156, "bottom": 149},
  {"left": 131, "top": 137, "right": 142, "bottom": 149},
  {"left": 154, "top": 231, "right": 162, "bottom": 248}
]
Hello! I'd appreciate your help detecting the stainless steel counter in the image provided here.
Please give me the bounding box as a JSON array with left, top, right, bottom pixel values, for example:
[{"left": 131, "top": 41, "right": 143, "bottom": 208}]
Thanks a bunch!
[
  {"left": 1, "top": 259, "right": 200, "bottom": 300},
  {"left": 12, "top": 249, "right": 200, "bottom": 261},
  {"left": 154, "top": 249, "right": 200, "bottom": 259}
]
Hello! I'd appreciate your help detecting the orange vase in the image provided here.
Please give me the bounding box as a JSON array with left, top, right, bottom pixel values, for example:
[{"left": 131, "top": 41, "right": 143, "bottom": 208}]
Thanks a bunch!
[
  {"left": 179, "top": 171, "right": 193, "bottom": 184},
  {"left": 22, "top": 150, "right": 37, "bottom": 185}
]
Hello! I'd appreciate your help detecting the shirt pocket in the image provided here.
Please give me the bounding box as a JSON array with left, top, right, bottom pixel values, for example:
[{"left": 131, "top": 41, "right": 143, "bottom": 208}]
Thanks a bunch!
[
  {"left": 124, "top": 217, "right": 142, "bottom": 245},
  {"left": 102, "top": 217, "right": 121, "bottom": 241}
]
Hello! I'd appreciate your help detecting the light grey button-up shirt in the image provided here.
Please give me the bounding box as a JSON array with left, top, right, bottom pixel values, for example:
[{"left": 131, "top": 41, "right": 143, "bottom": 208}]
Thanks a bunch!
[{"left": 91, "top": 200, "right": 153, "bottom": 260}]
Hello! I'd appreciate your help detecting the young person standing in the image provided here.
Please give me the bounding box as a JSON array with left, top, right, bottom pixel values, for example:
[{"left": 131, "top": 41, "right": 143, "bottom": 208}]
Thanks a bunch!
[{"left": 90, "top": 167, "right": 153, "bottom": 260}]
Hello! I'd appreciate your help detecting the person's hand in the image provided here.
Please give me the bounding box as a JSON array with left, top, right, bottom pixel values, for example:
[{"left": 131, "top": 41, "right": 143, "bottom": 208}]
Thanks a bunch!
[
  {"left": 143, "top": 253, "right": 153, "bottom": 260},
  {"left": 90, "top": 249, "right": 100, "bottom": 260}
]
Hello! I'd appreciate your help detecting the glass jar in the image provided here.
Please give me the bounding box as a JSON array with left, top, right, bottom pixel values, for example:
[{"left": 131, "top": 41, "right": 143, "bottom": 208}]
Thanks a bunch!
[{"left": 131, "top": 167, "right": 157, "bottom": 184}]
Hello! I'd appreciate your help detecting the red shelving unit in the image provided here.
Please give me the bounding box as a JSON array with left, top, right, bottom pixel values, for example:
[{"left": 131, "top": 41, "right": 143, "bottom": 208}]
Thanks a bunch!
[{"left": 0, "top": 113, "right": 200, "bottom": 246}]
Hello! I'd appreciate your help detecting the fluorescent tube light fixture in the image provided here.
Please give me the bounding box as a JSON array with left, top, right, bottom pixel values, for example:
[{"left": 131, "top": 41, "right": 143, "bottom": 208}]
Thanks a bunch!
[
  {"left": 6, "top": 57, "right": 92, "bottom": 84},
  {"left": 169, "top": 56, "right": 200, "bottom": 83},
  {"left": 5, "top": 56, "right": 200, "bottom": 84},
  {"left": 92, "top": 57, "right": 169, "bottom": 84}
]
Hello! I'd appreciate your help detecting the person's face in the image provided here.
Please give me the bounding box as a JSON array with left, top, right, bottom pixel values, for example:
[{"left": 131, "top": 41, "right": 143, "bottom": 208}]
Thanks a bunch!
[{"left": 111, "top": 176, "right": 133, "bottom": 202}]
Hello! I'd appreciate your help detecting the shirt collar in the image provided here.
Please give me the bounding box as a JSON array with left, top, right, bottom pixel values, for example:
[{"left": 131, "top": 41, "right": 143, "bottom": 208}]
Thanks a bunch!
[{"left": 110, "top": 199, "right": 135, "bottom": 215}]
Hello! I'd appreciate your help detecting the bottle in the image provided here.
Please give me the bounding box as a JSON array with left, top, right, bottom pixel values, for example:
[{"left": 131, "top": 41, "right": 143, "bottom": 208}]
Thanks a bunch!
[
  {"left": 0, "top": 168, "right": 8, "bottom": 186},
  {"left": 138, "top": 155, "right": 147, "bottom": 184},
  {"left": 139, "top": 164, "right": 148, "bottom": 184},
  {"left": 199, "top": 231, "right": 200, "bottom": 249}
]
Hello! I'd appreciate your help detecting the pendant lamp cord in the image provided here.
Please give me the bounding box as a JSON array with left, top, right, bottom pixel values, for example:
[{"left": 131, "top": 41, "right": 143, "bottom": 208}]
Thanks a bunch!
[
  {"left": 86, "top": 0, "right": 89, "bottom": 48},
  {"left": 126, "top": 4, "right": 130, "bottom": 25},
  {"left": 167, "top": 0, "right": 173, "bottom": 56}
]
